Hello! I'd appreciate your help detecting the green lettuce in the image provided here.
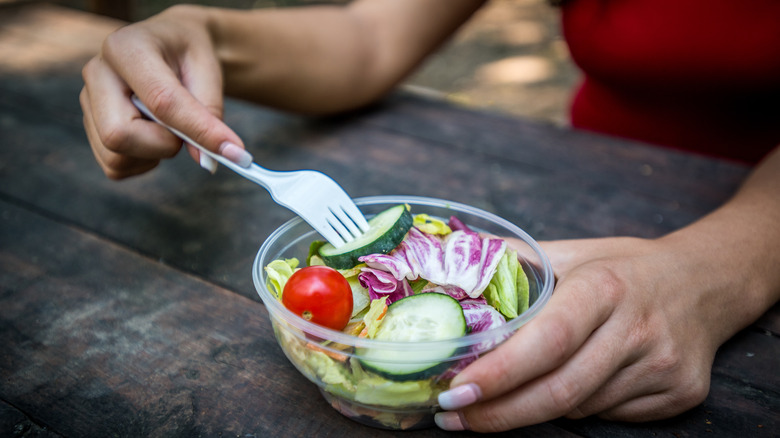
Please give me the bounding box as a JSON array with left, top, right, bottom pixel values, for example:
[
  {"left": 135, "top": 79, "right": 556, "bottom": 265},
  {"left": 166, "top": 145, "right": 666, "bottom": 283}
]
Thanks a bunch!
[
  {"left": 264, "top": 258, "right": 299, "bottom": 300},
  {"left": 347, "top": 276, "right": 370, "bottom": 318},
  {"left": 307, "top": 240, "right": 327, "bottom": 266},
  {"left": 305, "top": 350, "right": 355, "bottom": 393},
  {"left": 351, "top": 360, "right": 433, "bottom": 407},
  {"left": 362, "top": 296, "right": 388, "bottom": 338},
  {"left": 484, "top": 249, "right": 529, "bottom": 319},
  {"left": 354, "top": 374, "right": 433, "bottom": 407}
]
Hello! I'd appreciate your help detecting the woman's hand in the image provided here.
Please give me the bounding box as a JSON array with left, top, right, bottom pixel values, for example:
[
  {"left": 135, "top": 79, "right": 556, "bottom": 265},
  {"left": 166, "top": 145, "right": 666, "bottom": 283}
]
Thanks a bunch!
[
  {"left": 80, "top": 5, "right": 249, "bottom": 179},
  {"left": 436, "top": 227, "right": 778, "bottom": 431},
  {"left": 435, "top": 236, "right": 717, "bottom": 431}
]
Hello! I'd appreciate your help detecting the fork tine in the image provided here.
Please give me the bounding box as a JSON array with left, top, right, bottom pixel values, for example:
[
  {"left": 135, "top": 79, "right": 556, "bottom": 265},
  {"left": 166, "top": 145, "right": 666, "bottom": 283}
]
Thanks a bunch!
[
  {"left": 330, "top": 205, "right": 362, "bottom": 240},
  {"left": 340, "top": 201, "right": 370, "bottom": 232},
  {"left": 326, "top": 211, "right": 356, "bottom": 244},
  {"left": 310, "top": 215, "right": 347, "bottom": 248}
]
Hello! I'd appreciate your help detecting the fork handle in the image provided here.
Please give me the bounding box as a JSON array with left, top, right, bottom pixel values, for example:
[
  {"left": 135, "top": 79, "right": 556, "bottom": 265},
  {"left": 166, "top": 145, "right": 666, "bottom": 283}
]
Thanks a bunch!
[{"left": 130, "top": 95, "right": 274, "bottom": 191}]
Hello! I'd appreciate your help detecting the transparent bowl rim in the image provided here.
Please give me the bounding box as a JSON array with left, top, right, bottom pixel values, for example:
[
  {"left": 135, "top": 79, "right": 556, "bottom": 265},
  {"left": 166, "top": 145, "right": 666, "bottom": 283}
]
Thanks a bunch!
[{"left": 252, "top": 195, "right": 554, "bottom": 351}]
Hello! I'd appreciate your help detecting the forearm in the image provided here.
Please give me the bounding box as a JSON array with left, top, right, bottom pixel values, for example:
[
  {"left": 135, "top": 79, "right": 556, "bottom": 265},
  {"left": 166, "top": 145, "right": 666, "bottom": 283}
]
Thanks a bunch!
[
  {"left": 658, "top": 146, "right": 780, "bottom": 346},
  {"left": 200, "top": 0, "right": 484, "bottom": 114}
]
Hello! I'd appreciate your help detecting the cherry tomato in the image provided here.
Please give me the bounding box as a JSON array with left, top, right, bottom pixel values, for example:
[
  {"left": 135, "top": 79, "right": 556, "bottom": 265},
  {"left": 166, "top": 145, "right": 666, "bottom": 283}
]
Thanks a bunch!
[{"left": 282, "top": 266, "right": 353, "bottom": 330}]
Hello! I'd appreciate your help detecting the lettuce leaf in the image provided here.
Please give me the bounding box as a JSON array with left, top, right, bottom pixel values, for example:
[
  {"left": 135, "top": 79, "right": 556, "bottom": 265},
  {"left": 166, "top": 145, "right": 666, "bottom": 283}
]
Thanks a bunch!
[
  {"left": 409, "top": 278, "right": 429, "bottom": 294},
  {"left": 346, "top": 276, "right": 371, "bottom": 318},
  {"left": 354, "top": 374, "right": 433, "bottom": 407},
  {"left": 484, "top": 249, "right": 529, "bottom": 319},
  {"left": 362, "top": 296, "right": 388, "bottom": 338},
  {"left": 517, "top": 262, "right": 530, "bottom": 315},
  {"left": 264, "top": 258, "right": 299, "bottom": 300},
  {"left": 307, "top": 240, "right": 327, "bottom": 266}
]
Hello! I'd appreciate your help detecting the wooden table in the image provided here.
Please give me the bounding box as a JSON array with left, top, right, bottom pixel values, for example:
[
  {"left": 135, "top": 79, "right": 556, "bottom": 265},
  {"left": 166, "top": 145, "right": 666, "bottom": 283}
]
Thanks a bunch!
[{"left": 1, "top": 4, "right": 777, "bottom": 437}]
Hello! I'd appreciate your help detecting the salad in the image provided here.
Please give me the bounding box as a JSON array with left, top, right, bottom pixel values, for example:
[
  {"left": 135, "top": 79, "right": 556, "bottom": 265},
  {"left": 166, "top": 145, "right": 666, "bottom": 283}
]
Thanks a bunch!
[{"left": 264, "top": 204, "right": 531, "bottom": 429}]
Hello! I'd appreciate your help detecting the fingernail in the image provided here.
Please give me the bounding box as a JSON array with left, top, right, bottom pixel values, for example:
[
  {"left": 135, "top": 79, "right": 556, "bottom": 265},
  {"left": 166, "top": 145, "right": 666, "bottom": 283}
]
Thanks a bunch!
[
  {"left": 199, "top": 153, "right": 217, "bottom": 174},
  {"left": 438, "top": 383, "right": 482, "bottom": 410},
  {"left": 434, "top": 411, "right": 469, "bottom": 431},
  {"left": 219, "top": 142, "right": 253, "bottom": 168}
]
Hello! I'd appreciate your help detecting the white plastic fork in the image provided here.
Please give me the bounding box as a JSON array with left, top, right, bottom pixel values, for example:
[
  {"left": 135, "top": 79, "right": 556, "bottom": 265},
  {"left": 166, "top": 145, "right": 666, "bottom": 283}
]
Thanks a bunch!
[{"left": 131, "top": 95, "right": 369, "bottom": 248}]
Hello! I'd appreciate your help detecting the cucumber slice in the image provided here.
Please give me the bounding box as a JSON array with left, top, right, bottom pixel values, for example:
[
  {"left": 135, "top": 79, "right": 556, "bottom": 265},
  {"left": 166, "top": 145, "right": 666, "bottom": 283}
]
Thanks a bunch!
[
  {"left": 357, "top": 293, "right": 467, "bottom": 381},
  {"left": 319, "top": 204, "right": 412, "bottom": 269}
]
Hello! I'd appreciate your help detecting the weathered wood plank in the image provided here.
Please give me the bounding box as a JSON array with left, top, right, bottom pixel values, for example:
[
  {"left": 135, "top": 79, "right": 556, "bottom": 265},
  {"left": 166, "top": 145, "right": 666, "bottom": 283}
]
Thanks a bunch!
[
  {"left": 714, "top": 327, "right": 780, "bottom": 391},
  {"left": 353, "top": 94, "right": 751, "bottom": 207},
  {"left": 755, "top": 305, "right": 780, "bottom": 335},
  {"left": 0, "top": 399, "right": 62, "bottom": 437}
]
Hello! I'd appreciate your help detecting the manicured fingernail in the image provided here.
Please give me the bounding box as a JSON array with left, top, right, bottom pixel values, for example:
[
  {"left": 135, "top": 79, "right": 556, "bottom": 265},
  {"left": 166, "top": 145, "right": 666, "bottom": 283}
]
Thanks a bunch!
[
  {"left": 434, "top": 411, "right": 468, "bottom": 431},
  {"left": 438, "top": 383, "right": 482, "bottom": 410},
  {"left": 219, "top": 142, "right": 253, "bottom": 168},
  {"left": 199, "top": 153, "right": 217, "bottom": 174}
]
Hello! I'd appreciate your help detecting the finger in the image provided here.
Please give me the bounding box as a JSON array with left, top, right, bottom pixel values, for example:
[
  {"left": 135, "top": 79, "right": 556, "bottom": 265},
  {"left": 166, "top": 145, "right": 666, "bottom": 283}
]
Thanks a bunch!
[
  {"left": 565, "top": 351, "right": 673, "bottom": 419},
  {"left": 82, "top": 55, "right": 184, "bottom": 162},
  {"left": 102, "top": 28, "right": 250, "bottom": 163},
  {"left": 454, "top": 301, "right": 637, "bottom": 431},
  {"left": 572, "top": 351, "right": 711, "bottom": 420},
  {"left": 565, "top": 362, "right": 657, "bottom": 420},
  {"left": 445, "top": 268, "right": 616, "bottom": 409},
  {"left": 179, "top": 38, "right": 224, "bottom": 120},
  {"left": 178, "top": 41, "right": 232, "bottom": 168},
  {"left": 598, "top": 390, "right": 705, "bottom": 423},
  {"left": 80, "top": 86, "right": 160, "bottom": 179}
]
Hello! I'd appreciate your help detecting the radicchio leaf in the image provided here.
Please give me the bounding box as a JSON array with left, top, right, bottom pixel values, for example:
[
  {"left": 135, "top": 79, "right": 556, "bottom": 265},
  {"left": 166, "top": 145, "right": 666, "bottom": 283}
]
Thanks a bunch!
[
  {"left": 359, "top": 228, "right": 506, "bottom": 299},
  {"left": 358, "top": 267, "right": 413, "bottom": 304}
]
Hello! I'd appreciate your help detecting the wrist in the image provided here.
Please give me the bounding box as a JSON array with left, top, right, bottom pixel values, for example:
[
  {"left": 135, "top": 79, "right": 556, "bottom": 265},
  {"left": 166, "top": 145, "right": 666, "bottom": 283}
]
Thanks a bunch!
[{"left": 657, "top": 214, "right": 780, "bottom": 346}]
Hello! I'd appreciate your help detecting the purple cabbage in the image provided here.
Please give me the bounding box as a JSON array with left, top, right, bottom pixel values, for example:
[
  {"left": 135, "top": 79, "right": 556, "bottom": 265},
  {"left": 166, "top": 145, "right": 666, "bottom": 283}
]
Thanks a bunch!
[
  {"left": 461, "top": 298, "right": 506, "bottom": 333},
  {"left": 357, "top": 267, "right": 413, "bottom": 304},
  {"left": 448, "top": 215, "right": 474, "bottom": 234},
  {"left": 439, "top": 298, "right": 508, "bottom": 380},
  {"left": 358, "top": 228, "right": 506, "bottom": 300}
]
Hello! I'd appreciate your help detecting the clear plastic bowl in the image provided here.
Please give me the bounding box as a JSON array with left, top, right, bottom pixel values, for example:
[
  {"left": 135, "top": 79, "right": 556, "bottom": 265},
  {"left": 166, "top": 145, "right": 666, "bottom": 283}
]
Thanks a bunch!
[{"left": 252, "top": 196, "right": 554, "bottom": 430}]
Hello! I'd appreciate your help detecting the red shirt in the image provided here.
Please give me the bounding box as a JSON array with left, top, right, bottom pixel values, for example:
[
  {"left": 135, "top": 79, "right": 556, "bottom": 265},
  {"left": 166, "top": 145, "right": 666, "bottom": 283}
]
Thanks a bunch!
[{"left": 561, "top": 0, "right": 780, "bottom": 164}]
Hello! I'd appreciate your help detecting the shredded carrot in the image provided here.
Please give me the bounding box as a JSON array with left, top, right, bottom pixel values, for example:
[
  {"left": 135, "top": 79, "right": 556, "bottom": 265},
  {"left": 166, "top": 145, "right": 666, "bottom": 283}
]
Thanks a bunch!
[{"left": 306, "top": 342, "right": 348, "bottom": 362}]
